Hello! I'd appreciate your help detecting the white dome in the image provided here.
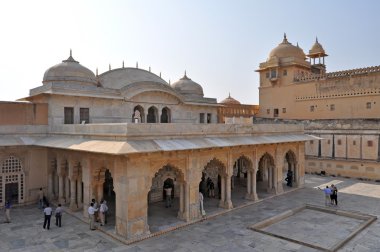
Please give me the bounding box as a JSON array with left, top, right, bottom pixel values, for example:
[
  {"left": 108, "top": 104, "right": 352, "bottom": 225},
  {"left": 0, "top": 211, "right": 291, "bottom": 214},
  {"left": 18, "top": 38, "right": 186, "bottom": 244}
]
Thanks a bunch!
[
  {"left": 43, "top": 52, "right": 97, "bottom": 86},
  {"left": 171, "top": 73, "right": 204, "bottom": 97}
]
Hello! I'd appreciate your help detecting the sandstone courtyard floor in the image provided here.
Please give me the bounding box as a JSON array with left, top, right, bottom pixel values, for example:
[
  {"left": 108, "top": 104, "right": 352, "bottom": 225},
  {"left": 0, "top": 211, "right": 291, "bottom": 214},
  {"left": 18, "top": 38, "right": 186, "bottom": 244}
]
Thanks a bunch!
[{"left": 1, "top": 174, "right": 380, "bottom": 251}]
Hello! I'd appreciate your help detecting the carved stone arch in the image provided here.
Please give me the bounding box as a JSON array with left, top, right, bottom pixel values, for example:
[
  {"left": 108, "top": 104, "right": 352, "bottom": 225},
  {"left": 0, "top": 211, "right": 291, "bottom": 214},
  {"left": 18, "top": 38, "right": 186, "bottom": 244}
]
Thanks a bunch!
[
  {"left": 149, "top": 163, "right": 185, "bottom": 190},
  {"left": 233, "top": 155, "right": 253, "bottom": 174},
  {"left": 132, "top": 105, "right": 145, "bottom": 123},
  {"left": 203, "top": 157, "right": 227, "bottom": 177},
  {"left": 160, "top": 106, "right": 171, "bottom": 123},
  {"left": 147, "top": 106, "right": 159, "bottom": 123}
]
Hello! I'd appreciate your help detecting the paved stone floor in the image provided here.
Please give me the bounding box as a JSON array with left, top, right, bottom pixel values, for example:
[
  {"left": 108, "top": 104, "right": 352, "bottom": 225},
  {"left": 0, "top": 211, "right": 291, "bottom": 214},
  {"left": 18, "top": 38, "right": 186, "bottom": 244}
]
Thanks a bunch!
[{"left": 1, "top": 174, "right": 380, "bottom": 251}]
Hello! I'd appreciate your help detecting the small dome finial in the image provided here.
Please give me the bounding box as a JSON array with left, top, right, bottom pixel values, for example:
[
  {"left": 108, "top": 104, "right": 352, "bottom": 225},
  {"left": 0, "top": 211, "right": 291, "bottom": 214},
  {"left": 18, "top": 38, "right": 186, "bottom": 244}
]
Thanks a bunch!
[
  {"left": 184, "top": 70, "right": 187, "bottom": 77},
  {"left": 159, "top": 72, "right": 161, "bottom": 78},
  {"left": 228, "top": 92, "right": 231, "bottom": 98},
  {"left": 282, "top": 33, "right": 288, "bottom": 43},
  {"left": 70, "top": 49, "right": 72, "bottom": 57},
  {"left": 96, "top": 68, "right": 98, "bottom": 76},
  {"left": 122, "top": 61, "right": 124, "bottom": 68},
  {"left": 169, "top": 79, "right": 171, "bottom": 85},
  {"left": 316, "top": 36, "right": 318, "bottom": 43},
  {"left": 149, "top": 66, "right": 151, "bottom": 72},
  {"left": 297, "top": 42, "right": 299, "bottom": 47},
  {"left": 136, "top": 62, "right": 138, "bottom": 68},
  {"left": 109, "top": 64, "right": 111, "bottom": 71}
]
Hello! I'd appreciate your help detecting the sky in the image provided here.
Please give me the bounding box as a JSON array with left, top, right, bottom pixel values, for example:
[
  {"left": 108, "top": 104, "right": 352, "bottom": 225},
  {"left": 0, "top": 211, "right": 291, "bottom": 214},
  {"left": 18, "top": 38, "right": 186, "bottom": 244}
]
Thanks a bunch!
[{"left": 1, "top": 0, "right": 380, "bottom": 104}]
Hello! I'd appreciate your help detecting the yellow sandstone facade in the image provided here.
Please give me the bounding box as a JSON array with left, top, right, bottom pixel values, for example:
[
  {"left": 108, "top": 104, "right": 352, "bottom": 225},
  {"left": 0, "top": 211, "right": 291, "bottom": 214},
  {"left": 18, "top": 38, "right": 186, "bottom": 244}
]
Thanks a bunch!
[{"left": 257, "top": 34, "right": 380, "bottom": 181}]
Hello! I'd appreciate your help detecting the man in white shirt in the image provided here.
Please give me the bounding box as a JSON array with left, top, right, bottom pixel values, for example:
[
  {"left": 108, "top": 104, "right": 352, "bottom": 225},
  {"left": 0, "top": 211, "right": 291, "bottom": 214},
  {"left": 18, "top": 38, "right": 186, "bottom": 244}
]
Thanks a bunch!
[
  {"left": 43, "top": 203, "right": 53, "bottom": 230},
  {"left": 88, "top": 203, "right": 98, "bottom": 230},
  {"left": 99, "top": 200, "right": 108, "bottom": 226}
]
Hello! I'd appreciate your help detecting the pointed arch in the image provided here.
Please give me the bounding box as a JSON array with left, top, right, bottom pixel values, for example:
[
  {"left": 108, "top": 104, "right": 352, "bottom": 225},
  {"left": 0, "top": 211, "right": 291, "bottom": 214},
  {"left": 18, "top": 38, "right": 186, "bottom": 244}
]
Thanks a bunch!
[
  {"left": 160, "top": 107, "right": 171, "bottom": 123},
  {"left": 147, "top": 106, "right": 158, "bottom": 123},
  {"left": 132, "top": 105, "right": 145, "bottom": 123}
]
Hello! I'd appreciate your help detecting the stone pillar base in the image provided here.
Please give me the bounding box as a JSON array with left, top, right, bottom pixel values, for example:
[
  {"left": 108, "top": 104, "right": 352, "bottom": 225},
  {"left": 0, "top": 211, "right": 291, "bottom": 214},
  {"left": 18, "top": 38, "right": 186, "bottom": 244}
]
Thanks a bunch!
[
  {"left": 277, "top": 182, "right": 284, "bottom": 194},
  {"left": 245, "top": 193, "right": 259, "bottom": 201},
  {"left": 69, "top": 203, "right": 78, "bottom": 211},
  {"left": 218, "top": 200, "right": 225, "bottom": 208},
  {"left": 224, "top": 200, "right": 233, "bottom": 209},
  {"left": 177, "top": 211, "right": 187, "bottom": 221}
]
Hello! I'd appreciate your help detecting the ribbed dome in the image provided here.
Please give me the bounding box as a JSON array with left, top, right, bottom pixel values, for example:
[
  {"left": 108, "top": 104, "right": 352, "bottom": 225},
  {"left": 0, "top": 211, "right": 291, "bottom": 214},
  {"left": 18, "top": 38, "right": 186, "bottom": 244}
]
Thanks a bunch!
[
  {"left": 171, "top": 72, "right": 204, "bottom": 97},
  {"left": 269, "top": 34, "right": 306, "bottom": 60},
  {"left": 221, "top": 93, "right": 240, "bottom": 105},
  {"left": 309, "top": 37, "right": 326, "bottom": 56},
  {"left": 43, "top": 51, "right": 97, "bottom": 86}
]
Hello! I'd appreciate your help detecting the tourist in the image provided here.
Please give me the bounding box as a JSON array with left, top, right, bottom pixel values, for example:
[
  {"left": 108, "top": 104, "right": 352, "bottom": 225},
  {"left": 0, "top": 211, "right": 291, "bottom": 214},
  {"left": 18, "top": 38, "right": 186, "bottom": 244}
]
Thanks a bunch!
[
  {"left": 103, "top": 200, "right": 108, "bottom": 224},
  {"left": 164, "top": 185, "right": 172, "bottom": 208},
  {"left": 43, "top": 203, "right": 53, "bottom": 230},
  {"left": 88, "top": 202, "right": 98, "bottom": 230},
  {"left": 99, "top": 200, "right": 108, "bottom": 226},
  {"left": 38, "top": 188, "right": 44, "bottom": 209},
  {"left": 209, "top": 180, "right": 215, "bottom": 198},
  {"left": 199, "top": 191, "right": 206, "bottom": 218},
  {"left": 92, "top": 199, "right": 99, "bottom": 222},
  {"left": 4, "top": 200, "right": 11, "bottom": 223},
  {"left": 331, "top": 185, "right": 338, "bottom": 206},
  {"left": 330, "top": 184, "right": 335, "bottom": 205},
  {"left": 55, "top": 204, "right": 63, "bottom": 227},
  {"left": 206, "top": 177, "right": 212, "bottom": 197},
  {"left": 318, "top": 186, "right": 331, "bottom": 206},
  {"left": 285, "top": 170, "right": 293, "bottom": 187}
]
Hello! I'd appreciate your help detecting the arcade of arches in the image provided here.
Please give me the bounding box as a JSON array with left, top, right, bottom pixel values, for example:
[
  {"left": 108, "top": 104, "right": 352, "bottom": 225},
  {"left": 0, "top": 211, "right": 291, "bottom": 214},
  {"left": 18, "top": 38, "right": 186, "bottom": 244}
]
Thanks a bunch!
[{"left": 0, "top": 143, "right": 304, "bottom": 240}]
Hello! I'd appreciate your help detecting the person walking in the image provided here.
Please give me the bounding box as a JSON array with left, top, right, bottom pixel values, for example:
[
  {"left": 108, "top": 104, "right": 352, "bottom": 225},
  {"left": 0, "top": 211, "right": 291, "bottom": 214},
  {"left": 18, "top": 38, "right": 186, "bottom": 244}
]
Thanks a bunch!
[
  {"left": 91, "top": 199, "right": 99, "bottom": 222},
  {"left": 318, "top": 186, "right": 331, "bottom": 206},
  {"left": 4, "top": 200, "right": 11, "bottom": 223},
  {"left": 199, "top": 191, "right": 206, "bottom": 218},
  {"left": 99, "top": 200, "right": 108, "bottom": 226},
  {"left": 43, "top": 203, "right": 53, "bottom": 230},
  {"left": 331, "top": 185, "right": 338, "bottom": 206},
  {"left": 88, "top": 203, "right": 98, "bottom": 230},
  {"left": 285, "top": 170, "right": 293, "bottom": 187},
  {"left": 55, "top": 204, "right": 63, "bottom": 227},
  {"left": 164, "top": 185, "right": 172, "bottom": 208},
  {"left": 38, "top": 188, "right": 44, "bottom": 209}
]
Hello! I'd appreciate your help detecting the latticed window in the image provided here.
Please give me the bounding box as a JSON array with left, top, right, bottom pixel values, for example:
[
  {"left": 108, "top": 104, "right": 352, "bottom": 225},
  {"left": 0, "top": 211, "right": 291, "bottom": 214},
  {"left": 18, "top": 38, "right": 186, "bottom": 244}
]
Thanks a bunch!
[{"left": 2, "top": 156, "right": 22, "bottom": 173}]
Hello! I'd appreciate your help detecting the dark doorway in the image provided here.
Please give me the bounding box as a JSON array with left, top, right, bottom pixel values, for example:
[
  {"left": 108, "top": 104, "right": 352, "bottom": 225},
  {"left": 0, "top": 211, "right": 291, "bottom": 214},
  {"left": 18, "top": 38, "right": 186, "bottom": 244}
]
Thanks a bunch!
[
  {"left": 147, "top": 106, "right": 158, "bottom": 123},
  {"left": 5, "top": 183, "right": 18, "bottom": 204}
]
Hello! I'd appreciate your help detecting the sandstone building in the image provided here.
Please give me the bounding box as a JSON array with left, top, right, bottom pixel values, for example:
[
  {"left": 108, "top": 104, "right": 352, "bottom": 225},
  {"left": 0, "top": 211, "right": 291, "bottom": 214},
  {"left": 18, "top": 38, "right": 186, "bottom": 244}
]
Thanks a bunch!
[
  {"left": 0, "top": 52, "right": 313, "bottom": 239},
  {"left": 256, "top": 34, "right": 380, "bottom": 180}
]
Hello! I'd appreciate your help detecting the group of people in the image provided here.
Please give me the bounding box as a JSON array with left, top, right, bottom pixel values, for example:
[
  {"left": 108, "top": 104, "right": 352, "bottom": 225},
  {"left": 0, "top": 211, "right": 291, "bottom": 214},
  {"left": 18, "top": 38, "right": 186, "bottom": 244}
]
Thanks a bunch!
[
  {"left": 42, "top": 203, "right": 63, "bottom": 230},
  {"left": 319, "top": 184, "right": 338, "bottom": 206},
  {"left": 199, "top": 176, "right": 216, "bottom": 199},
  {"left": 88, "top": 198, "right": 109, "bottom": 230}
]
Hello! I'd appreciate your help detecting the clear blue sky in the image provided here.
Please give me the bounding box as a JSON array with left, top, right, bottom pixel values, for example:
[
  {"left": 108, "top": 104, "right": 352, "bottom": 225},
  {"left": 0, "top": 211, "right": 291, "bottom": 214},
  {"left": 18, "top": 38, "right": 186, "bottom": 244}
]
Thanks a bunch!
[{"left": 1, "top": 0, "right": 380, "bottom": 104}]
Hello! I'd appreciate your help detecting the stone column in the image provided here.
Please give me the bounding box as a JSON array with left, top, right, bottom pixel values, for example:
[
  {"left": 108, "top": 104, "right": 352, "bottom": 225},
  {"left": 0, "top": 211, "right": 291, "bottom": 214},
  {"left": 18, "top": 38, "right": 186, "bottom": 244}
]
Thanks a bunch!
[
  {"left": 77, "top": 178, "right": 83, "bottom": 208},
  {"left": 268, "top": 165, "right": 272, "bottom": 192},
  {"left": 69, "top": 178, "right": 77, "bottom": 210},
  {"left": 48, "top": 172, "right": 54, "bottom": 200},
  {"left": 58, "top": 175, "right": 64, "bottom": 204},
  {"left": 65, "top": 177, "right": 70, "bottom": 203},
  {"left": 81, "top": 159, "right": 91, "bottom": 218},
  {"left": 177, "top": 182, "right": 185, "bottom": 220},
  {"left": 252, "top": 170, "right": 258, "bottom": 200},
  {"left": 225, "top": 175, "right": 233, "bottom": 209},
  {"left": 185, "top": 182, "right": 190, "bottom": 221},
  {"left": 218, "top": 175, "right": 225, "bottom": 208},
  {"left": 245, "top": 170, "right": 252, "bottom": 199},
  {"left": 97, "top": 183, "right": 103, "bottom": 202}
]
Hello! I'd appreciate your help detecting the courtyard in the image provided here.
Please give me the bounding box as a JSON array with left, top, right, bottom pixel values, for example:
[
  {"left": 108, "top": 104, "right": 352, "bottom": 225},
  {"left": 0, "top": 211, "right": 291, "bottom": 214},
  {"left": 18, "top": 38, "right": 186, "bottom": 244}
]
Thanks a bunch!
[{"left": 1, "top": 174, "right": 380, "bottom": 251}]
